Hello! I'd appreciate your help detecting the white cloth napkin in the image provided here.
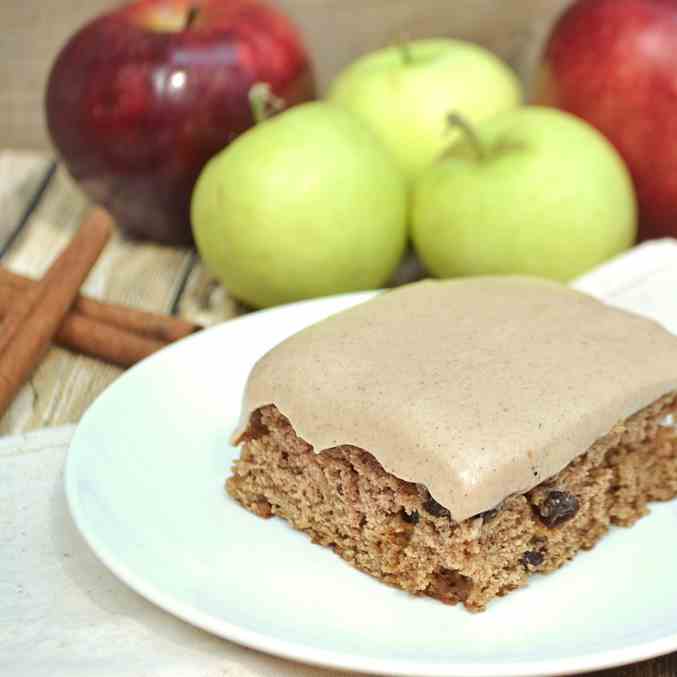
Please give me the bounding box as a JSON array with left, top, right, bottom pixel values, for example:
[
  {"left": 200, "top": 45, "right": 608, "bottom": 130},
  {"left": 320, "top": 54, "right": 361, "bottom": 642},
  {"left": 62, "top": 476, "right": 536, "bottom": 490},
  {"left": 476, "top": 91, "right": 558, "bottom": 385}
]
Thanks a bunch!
[
  {"left": 1, "top": 427, "right": 349, "bottom": 677},
  {"left": 573, "top": 238, "right": 677, "bottom": 334},
  {"left": 3, "top": 239, "right": 677, "bottom": 677}
]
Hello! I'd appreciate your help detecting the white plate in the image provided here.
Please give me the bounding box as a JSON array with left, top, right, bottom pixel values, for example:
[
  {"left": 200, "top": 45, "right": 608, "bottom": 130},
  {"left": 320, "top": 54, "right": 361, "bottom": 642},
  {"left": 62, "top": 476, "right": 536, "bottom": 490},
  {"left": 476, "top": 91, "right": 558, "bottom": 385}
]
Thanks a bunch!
[{"left": 65, "top": 291, "right": 677, "bottom": 677}]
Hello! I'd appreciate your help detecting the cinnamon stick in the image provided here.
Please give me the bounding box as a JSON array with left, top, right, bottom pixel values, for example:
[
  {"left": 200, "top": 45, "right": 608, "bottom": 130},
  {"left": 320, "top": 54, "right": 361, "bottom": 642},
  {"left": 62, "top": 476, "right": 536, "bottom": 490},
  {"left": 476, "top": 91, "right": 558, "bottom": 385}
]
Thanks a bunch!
[
  {"left": 0, "top": 267, "right": 201, "bottom": 343},
  {"left": 0, "top": 208, "right": 112, "bottom": 416},
  {"left": 0, "top": 284, "right": 164, "bottom": 367}
]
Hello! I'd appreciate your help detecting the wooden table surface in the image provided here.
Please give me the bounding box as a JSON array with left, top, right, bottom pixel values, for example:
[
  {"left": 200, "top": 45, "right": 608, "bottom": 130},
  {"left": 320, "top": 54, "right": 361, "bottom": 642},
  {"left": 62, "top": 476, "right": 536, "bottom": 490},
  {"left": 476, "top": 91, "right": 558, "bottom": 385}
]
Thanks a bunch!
[
  {"left": 2, "top": 147, "right": 675, "bottom": 677},
  {"left": 0, "top": 149, "right": 244, "bottom": 435}
]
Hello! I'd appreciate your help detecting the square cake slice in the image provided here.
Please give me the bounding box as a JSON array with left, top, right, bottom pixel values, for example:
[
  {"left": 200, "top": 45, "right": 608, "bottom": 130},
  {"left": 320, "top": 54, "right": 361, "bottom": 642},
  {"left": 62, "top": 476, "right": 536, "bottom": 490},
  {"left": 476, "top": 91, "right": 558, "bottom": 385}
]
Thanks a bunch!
[{"left": 227, "top": 277, "right": 677, "bottom": 611}]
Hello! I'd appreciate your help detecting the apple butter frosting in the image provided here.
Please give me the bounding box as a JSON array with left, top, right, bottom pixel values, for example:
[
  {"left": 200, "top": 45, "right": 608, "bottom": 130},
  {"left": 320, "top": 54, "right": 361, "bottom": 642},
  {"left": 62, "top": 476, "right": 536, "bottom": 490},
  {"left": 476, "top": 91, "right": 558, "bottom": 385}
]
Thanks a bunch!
[{"left": 233, "top": 277, "right": 677, "bottom": 521}]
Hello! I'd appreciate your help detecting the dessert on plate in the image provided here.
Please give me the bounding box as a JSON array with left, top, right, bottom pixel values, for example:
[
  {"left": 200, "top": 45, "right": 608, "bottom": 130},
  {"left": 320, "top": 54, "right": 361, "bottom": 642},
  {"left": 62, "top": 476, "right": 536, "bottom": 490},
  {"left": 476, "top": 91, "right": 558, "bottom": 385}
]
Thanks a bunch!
[{"left": 227, "top": 277, "right": 677, "bottom": 611}]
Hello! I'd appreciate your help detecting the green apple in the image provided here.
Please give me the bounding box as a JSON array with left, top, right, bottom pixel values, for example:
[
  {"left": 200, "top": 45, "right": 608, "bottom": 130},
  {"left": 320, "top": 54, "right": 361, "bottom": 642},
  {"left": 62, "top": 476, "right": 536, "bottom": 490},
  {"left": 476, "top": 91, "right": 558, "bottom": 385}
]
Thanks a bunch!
[
  {"left": 328, "top": 38, "right": 522, "bottom": 181},
  {"left": 191, "top": 101, "right": 407, "bottom": 308},
  {"left": 411, "top": 106, "right": 637, "bottom": 281}
]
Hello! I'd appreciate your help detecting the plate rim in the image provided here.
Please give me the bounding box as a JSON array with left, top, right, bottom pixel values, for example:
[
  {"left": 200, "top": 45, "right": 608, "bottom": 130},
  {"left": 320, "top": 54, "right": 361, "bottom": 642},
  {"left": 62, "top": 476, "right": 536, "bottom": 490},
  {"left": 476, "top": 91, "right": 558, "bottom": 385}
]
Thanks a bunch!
[{"left": 64, "top": 290, "right": 677, "bottom": 677}]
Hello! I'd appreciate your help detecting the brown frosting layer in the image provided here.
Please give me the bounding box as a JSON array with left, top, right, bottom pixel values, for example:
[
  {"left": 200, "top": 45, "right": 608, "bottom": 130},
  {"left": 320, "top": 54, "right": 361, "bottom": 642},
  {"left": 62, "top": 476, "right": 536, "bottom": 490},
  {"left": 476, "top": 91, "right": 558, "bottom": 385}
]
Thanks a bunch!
[{"left": 233, "top": 277, "right": 677, "bottom": 521}]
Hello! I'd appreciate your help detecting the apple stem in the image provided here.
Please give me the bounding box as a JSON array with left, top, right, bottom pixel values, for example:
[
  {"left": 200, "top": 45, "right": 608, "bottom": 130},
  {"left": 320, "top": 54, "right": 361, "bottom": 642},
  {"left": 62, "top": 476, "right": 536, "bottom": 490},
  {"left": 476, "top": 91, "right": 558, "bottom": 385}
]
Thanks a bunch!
[
  {"left": 185, "top": 6, "right": 200, "bottom": 29},
  {"left": 248, "top": 82, "right": 284, "bottom": 124},
  {"left": 446, "top": 112, "right": 487, "bottom": 162}
]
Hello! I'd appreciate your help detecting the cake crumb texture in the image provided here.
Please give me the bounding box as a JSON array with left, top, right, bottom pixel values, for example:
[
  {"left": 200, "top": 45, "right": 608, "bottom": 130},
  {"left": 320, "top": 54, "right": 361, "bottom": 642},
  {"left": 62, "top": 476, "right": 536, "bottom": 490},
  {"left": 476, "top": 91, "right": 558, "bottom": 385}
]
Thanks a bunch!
[{"left": 227, "top": 395, "right": 677, "bottom": 611}]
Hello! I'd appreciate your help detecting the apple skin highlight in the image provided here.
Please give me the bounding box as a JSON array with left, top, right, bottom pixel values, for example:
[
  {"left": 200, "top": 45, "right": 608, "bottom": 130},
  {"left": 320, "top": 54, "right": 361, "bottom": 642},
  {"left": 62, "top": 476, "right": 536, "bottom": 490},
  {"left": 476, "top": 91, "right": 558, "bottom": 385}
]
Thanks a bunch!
[
  {"left": 534, "top": 0, "right": 677, "bottom": 241},
  {"left": 45, "top": 0, "right": 315, "bottom": 245}
]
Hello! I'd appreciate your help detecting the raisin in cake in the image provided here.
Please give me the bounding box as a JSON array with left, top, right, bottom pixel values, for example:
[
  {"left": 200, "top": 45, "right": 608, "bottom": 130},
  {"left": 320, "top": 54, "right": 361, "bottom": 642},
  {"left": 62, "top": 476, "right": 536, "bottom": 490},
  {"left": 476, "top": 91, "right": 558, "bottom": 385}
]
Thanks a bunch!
[{"left": 227, "top": 277, "right": 677, "bottom": 611}]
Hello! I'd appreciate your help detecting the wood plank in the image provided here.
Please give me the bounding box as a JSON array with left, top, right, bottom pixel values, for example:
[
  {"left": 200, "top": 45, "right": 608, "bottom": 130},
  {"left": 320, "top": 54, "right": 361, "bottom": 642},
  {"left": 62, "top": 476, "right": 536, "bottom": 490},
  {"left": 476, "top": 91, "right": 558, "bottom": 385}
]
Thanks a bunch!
[
  {"left": 0, "top": 156, "right": 195, "bottom": 434},
  {"left": 174, "top": 259, "right": 245, "bottom": 327},
  {"left": 598, "top": 654, "right": 677, "bottom": 677},
  {"left": 0, "top": 151, "right": 53, "bottom": 247}
]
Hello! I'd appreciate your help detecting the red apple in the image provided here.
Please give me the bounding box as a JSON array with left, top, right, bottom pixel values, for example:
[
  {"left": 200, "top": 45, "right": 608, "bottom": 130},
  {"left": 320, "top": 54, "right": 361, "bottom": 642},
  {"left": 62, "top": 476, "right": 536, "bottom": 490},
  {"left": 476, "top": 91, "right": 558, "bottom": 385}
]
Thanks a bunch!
[
  {"left": 45, "top": 0, "right": 314, "bottom": 245},
  {"left": 534, "top": 0, "right": 677, "bottom": 241}
]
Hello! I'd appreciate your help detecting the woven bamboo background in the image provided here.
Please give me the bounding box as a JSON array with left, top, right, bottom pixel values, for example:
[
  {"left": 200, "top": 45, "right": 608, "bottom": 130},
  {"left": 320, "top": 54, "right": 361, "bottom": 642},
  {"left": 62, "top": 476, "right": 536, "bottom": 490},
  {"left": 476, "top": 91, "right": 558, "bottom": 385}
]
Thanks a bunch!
[{"left": 1, "top": 0, "right": 572, "bottom": 150}]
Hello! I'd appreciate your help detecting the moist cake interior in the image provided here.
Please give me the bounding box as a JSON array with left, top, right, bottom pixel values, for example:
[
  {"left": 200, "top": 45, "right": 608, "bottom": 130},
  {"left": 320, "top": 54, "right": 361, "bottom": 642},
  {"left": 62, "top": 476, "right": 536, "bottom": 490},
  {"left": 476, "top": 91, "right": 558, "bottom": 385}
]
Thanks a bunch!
[
  {"left": 227, "top": 277, "right": 677, "bottom": 611},
  {"left": 228, "top": 395, "right": 677, "bottom": 611}
]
